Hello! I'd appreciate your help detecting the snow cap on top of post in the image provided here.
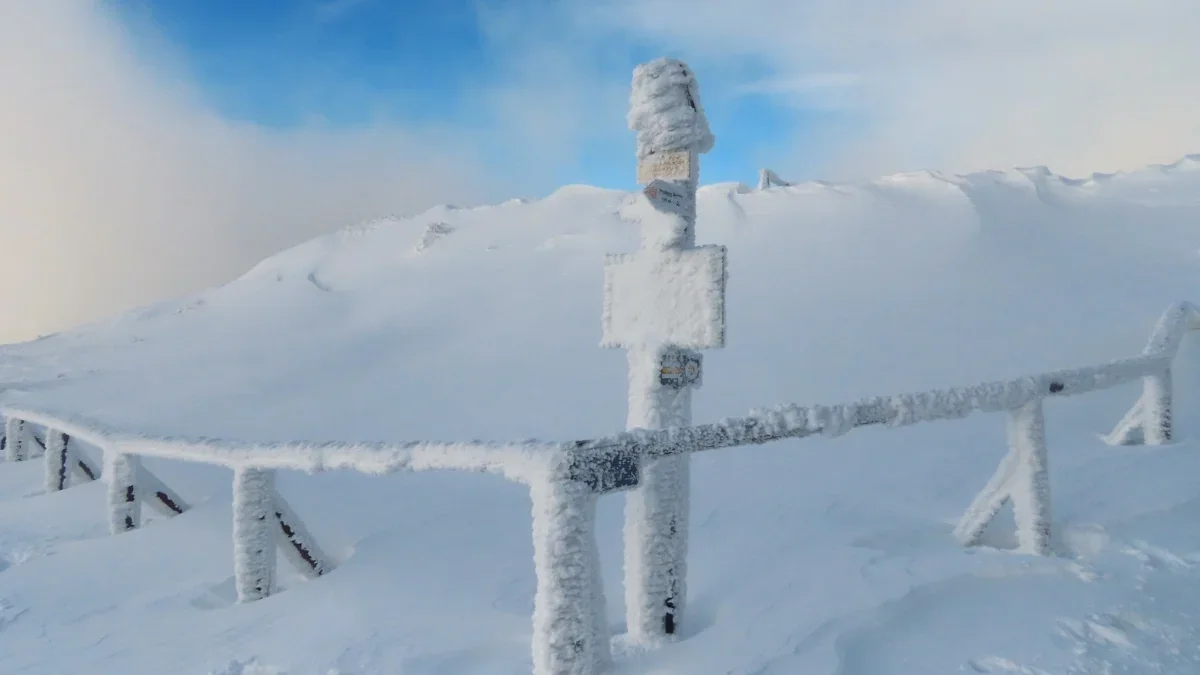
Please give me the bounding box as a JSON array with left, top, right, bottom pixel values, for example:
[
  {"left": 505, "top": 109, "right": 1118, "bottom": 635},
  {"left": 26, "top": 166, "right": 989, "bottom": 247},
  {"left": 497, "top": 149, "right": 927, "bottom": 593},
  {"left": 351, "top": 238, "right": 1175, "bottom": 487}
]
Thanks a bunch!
[{"left": 628, "top": 58, "right": 714, "bottom": 159}]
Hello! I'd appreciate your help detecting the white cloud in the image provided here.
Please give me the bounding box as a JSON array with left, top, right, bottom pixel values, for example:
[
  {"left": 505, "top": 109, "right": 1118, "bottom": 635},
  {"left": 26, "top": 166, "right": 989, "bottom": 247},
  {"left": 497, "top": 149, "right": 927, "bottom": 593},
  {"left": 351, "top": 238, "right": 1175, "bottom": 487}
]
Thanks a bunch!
[
  {"left": 0, "top": 1, "right": 505, "bottom": 344},
  {"left": 580, "top": 0, "right": 1200, "bottom": 179}
]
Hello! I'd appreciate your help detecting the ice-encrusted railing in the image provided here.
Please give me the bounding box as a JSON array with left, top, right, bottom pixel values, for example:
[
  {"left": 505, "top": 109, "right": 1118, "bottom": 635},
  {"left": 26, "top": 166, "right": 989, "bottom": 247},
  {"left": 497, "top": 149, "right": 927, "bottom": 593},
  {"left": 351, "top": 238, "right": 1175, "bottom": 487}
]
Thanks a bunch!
[{"left": 0, "top": 302, "right": 1195, "bottom": 675}]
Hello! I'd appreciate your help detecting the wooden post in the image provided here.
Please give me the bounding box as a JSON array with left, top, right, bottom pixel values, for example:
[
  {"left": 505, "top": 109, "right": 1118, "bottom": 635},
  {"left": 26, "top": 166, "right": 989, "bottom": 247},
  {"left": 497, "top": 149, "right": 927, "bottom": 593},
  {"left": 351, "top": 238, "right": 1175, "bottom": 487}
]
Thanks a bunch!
[
  {"left": 233, "top": 467, "right": 277, "bottom": 602},
  {"left": 4, "top": 418, "right": 27, "bottom": 462},
  {"left": 106, "top": 453, "right": 142, "bottom": 533},
  {"left": 1143, "top": 369, "right": 1172, "bottom": 445},
  {"left": 44, "top": 431, "right": 74, "bottom": 493},
  {"left": 1009, "top": 400, "right": 1052, "bottom": 555},
  {"left": 530, "top": 477, "right": 610, "bottom": 675}
]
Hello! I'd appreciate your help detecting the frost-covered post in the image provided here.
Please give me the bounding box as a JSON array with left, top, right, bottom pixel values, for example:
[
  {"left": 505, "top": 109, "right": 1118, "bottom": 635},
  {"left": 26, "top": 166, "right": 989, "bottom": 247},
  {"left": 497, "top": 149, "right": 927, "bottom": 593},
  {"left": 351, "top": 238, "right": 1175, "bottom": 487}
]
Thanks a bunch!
[
  {"left": 1009, "top": 399, "right": 1052, "bottom": 555},
  {"left": 4, "top": 418, "right": 28, "bottom": 462},
  {"left": 1142, "top": 370, "right": 1172, "bottom": 445},
  {"left": 45, "top": 431, "right": 74, "bottom": 493},
  {"left": 530, "top": 467, "right": 610, "bottom": 675},
  {"left": 955, "top": 398, "right": 1053, "bottom": 555},
  {"left": 603, "top": 58, "right": 724, "bottom": 644},
  {"left": 233, "top": 467, "right": 277, "bottom": 602},
  {"left": 106, "top": 452, "right": 142, "bottom": 533}
]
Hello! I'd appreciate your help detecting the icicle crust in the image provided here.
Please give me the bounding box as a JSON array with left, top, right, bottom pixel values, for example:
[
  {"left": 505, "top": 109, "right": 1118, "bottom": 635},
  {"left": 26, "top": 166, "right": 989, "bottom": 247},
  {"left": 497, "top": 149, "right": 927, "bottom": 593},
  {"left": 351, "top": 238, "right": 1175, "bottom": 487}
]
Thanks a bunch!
[
  {"left": 233, "top": 468, "right": 278, "bottom": 602},
  {"left": 1009, "top": 400, "right": 1052, "bottom": 555},
  {"left": 44, "top": 431, "right": 74, "bottom": 493},
  {"left": 106, "top": 452, "right": 141, "bottom": 533},
  {"left": 530, "top": 472, "right": 610, "bottom": 675},
  {"left": 628, "top": 58, "right": 714, "bottom": 158}
]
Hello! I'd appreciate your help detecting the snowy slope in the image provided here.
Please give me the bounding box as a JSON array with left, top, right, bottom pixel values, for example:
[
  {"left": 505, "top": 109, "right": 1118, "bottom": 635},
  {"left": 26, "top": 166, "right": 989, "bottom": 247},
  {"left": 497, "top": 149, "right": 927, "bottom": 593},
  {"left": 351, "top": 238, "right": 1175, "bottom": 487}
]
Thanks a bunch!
[{"left": 2, "top": 157, "right": 1200, "bottom": 673}]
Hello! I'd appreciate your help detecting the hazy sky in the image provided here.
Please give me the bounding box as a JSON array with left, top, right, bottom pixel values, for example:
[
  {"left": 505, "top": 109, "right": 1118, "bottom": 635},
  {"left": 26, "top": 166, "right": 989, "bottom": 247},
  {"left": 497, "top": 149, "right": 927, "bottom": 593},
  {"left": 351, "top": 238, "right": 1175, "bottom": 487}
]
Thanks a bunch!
[{"left": 2, "top": 0, "right": 1198, "bottom": 343}]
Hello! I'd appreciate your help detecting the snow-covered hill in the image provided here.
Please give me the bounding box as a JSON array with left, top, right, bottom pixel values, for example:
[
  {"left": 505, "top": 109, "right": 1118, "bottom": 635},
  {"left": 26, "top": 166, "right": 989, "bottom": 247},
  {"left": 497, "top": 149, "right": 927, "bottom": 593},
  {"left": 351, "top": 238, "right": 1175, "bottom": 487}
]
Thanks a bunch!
[{"left": 3, "top": 157, "right": 1200, "bottom": 673}]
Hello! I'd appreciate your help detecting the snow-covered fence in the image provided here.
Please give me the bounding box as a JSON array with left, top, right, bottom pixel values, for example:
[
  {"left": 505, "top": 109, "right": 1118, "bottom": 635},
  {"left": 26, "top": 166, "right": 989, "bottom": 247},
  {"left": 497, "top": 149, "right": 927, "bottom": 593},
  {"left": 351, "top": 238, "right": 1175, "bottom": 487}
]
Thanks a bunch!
[
  {"left": 0, "top": 302, "right": 1194, "bottom": 674},
  {"left": 757, "top": 168, "right": 792, "bottom": 190},
  {"left": 574, "top": 302, "right": 1200, "bottom": 558},
  {"left": 0, "top": 405, "right": 597, "bottom": 675}
]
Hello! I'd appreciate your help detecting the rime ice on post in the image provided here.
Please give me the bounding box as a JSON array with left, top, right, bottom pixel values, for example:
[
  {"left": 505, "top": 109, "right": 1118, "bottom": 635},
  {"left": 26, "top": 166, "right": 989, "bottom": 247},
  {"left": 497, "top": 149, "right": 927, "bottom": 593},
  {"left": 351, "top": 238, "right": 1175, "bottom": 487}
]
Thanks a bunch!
[
  {"left": 106, "top": 452, "right": 141, "bottom": 533},
  {"left": 954, "top": 398, "right": 1052, "bottom": 555},
  {"left": 4, "top": 418, "right": 28, "bottom": 462},
  {"left": 603, "top": 57, "right": 725, "bottom": 644},
  {"left": 530, "top": 469, "right": 610, "bottom": 675},
  {"left": 45, "top": 431, "right": 74, "bottom": 493},
  {"left": 233, "top": 467, "right": 278, "bottom": 602}
]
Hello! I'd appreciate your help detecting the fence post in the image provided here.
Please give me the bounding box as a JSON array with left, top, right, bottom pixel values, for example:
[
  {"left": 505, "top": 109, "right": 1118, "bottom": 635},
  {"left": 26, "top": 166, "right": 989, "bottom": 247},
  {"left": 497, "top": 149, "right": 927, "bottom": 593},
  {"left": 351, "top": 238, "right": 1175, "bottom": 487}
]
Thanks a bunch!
[
  {"left": 1008, "top": 400, "right": 1052, "bottom": 555},
  {"left": 106, "top": 452, "right": 142, "bottom": 533},
  {"left": 233, "top": 467, "right": 277, "bottom": 603},
  {"left": 4, "top": 418, "right": 27, "bottom": 462},
  {"left": 1143, "top": 370, "right": 1172, "bottom": 445},
  {"left": 530, "top": 475, "right": 610, "bottom": 675},
  {"left": 44, "top": 431, "right": 74, "bottom": 492}
]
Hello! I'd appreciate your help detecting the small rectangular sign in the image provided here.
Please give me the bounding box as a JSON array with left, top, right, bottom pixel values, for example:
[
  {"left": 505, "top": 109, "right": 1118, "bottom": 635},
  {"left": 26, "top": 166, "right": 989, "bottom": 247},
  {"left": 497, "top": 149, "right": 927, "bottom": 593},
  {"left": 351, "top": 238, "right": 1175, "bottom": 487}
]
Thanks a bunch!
[
  {"left": 637, "top": 150, "right": 693, "bottom": 184},
  {"left": 660, "top": 348, "right": 702, "bottom": 389},
  {"left": 643, "top": 179, "right": 694, "bottom": 217}
]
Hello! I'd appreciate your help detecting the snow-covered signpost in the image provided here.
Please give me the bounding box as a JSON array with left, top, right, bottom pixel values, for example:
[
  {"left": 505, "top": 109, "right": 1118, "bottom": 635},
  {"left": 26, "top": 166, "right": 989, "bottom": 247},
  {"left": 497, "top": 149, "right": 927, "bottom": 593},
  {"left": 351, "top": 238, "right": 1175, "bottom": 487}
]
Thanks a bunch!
[{"left": 603, "top": 58, "right": 725, "bottom": 644}]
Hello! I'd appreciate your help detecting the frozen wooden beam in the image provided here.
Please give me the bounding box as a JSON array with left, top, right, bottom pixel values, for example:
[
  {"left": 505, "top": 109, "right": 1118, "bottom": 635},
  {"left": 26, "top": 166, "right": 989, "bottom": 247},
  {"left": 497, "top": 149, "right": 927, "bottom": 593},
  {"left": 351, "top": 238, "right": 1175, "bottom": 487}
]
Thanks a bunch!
[
  {"left": 273, "top": 490, "right": 333, "bottom": 579},
  {"left": 139, "top": 466, "right": 189, "bottom": 516}
]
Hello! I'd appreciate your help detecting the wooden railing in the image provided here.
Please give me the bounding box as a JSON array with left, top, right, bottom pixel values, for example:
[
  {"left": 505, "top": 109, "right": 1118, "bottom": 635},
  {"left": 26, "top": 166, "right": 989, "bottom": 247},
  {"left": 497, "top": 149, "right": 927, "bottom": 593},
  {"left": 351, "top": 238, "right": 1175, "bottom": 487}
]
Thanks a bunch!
[{"left": 1, "top": 302, "right": 1193, "bottom": 675}]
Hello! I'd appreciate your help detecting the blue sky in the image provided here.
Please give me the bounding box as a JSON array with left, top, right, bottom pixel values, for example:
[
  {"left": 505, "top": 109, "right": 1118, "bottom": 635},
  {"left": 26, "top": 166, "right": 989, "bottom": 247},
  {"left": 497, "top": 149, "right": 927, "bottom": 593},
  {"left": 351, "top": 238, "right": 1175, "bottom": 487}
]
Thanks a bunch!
[{"left": 107, "top": 0, "right": 817, "bottom": 193}]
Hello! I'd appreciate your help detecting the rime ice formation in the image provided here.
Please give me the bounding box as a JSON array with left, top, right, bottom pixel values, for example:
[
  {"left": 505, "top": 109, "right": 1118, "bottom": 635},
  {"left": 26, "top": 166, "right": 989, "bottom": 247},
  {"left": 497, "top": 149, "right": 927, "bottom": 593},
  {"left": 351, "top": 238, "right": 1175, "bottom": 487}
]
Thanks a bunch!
[
  {"left": 1008, "top": 400, "right": 1052, "bottom": 555},
  {"left": 530, "top": 464, "right": 610, "bottom": 675},
  {"left": 611, "top": 57, "right": 725, "bottom": 645},
  {"left": 4, "top": 417, "right": 27, "bottom": 462},
  {"left": 106, "top": 452, "right": 141, "bottom": 534},
  {"left": 628, "top": 58, "right": 714, "bottom": 159},
  {"left": 414, "top": 221, "right": 454, "bottom": 255},
  {"left": 233, "top": 467, "right": 277, "bottom": 603},
  {"left": 1107, "top": 301, "right": 1200, "bottom": 445},
  {"left": 757, "top": 168, "right": 792, "bottom": 190},
  {"left": 44, "top": 430, "right": 73, "bottom": 493}
]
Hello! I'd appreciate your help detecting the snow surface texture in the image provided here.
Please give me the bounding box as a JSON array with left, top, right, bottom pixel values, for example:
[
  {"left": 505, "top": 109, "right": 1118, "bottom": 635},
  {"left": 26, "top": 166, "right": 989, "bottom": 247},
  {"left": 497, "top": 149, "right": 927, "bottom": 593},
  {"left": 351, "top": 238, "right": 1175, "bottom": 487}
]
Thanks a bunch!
[
  {"left": 2, "top": 158, "right": 1200, "bottom": 672},
  {"left": 627, "top": 58, "right": 714, "bottom": 159}
]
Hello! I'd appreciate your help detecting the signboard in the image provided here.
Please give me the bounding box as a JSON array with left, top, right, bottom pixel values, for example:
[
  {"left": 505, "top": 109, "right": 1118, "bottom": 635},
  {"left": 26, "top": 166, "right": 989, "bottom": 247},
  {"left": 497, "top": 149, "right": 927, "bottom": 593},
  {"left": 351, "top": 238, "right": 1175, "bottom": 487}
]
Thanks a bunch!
[
  {"left": 643, "top": 179, "right": 694, "bottom": 217},
  {"left": 637, "top": 150, "right": 694, "bottom": 184},
  {"left": 659, "top": 349, "right": 702, "bottom": 389},
  {"left": 601, "top": 246, "right": 727, "bottom": 350}
]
